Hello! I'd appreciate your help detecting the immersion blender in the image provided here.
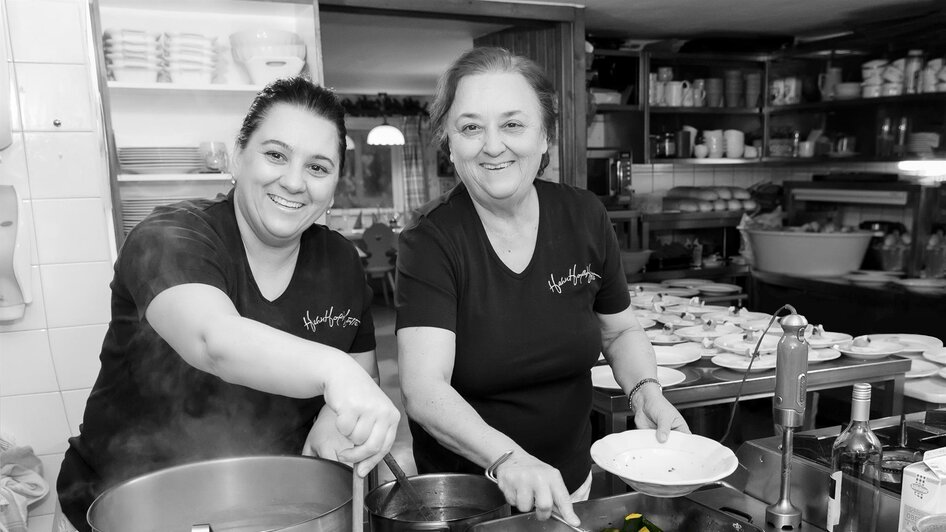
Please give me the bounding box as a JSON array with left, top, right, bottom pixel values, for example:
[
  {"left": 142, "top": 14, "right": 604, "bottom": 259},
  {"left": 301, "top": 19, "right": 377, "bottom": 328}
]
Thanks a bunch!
[{"left": 766, "top": 308, "right": 809, "bottom": 529}]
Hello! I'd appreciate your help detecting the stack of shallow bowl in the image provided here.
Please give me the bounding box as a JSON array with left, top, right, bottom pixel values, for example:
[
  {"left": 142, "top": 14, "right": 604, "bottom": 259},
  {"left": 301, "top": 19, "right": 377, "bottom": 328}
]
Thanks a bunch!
[
  {"left": 103, "top": 29, "right": 163, "bottom": 83},
  {"left": 229, "top": 29, "right": 306, "bottom": 85},
  {"left": 163, "top": 32, "right": 221, "bottom": 84}
]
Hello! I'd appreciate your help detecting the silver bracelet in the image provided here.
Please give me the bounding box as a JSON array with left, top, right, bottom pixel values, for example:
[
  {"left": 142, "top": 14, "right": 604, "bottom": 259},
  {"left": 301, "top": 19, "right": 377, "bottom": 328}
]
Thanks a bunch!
[
  {"left": 627, "top": 377, "right": 662, "bottom": 414},
  {"left": 484, "top": 450, "right": 514, "bottom": 484}
]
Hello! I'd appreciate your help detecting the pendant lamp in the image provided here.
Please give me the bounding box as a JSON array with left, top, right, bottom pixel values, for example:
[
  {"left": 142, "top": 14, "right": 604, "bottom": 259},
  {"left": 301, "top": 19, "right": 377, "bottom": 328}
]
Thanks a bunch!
[{"left": 367, "top": 93, "right": 405, "bottom": 146}]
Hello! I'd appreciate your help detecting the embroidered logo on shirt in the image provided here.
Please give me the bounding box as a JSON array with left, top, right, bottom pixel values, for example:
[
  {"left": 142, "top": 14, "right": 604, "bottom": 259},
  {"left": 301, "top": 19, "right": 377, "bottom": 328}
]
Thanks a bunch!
[
  {"left": 547, "top": 264, "right": 601, "bottom": 294},
  {"left": 303, "top": 306, "right": 361, "bottom": 332}
]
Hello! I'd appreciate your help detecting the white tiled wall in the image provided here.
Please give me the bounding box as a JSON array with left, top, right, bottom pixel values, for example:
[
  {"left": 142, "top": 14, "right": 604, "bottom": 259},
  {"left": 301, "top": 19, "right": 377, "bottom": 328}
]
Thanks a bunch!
[{"left": 0, "top": 1, "right": 111, "bottom": 530}]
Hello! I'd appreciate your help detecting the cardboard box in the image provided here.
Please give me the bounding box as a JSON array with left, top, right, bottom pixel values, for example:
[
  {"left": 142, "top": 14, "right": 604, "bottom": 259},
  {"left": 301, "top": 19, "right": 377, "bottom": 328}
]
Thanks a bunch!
[{"left": 899, "top": 446, "right": 946, "bottom": 532}]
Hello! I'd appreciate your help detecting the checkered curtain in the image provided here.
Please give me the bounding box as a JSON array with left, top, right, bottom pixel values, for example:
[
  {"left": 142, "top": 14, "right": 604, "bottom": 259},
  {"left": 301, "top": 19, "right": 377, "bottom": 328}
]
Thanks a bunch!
[{"left": 401, "top": 115, "right": 429, "bottom": 209}]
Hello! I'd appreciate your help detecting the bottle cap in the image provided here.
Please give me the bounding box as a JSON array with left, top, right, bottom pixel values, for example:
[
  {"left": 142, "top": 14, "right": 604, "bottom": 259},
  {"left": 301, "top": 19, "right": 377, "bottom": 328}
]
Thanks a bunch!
[
  {"left": 781, "top": 313, "right": 808, "bottom": 328},
  {"left": 853, "top": 382, "right": 871, "bottom": 400}
]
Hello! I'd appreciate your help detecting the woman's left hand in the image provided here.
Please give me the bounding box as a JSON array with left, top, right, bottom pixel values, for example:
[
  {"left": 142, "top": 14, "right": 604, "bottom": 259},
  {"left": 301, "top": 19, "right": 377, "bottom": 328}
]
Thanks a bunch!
[
  {"left": 631, "top": 384, "right": 690, "bottom": 443},
  {"left": 303, "top": 405, "right": 352, "bottom": 460}
]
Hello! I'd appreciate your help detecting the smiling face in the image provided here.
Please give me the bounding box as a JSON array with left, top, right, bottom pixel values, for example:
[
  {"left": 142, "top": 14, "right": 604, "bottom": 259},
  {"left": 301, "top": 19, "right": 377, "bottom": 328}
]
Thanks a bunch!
[
  {"left": 446, "top": 71, "right": 549, "bottom": 208},
  {"left": 231, "top": 103, "right": 341, "bottom": 247}
]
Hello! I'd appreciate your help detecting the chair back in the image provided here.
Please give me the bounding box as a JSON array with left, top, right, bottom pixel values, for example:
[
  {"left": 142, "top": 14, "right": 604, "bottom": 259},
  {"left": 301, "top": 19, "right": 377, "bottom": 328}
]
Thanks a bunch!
[{"left": 362, "top": 223, "right": 395, "bottom": 269}]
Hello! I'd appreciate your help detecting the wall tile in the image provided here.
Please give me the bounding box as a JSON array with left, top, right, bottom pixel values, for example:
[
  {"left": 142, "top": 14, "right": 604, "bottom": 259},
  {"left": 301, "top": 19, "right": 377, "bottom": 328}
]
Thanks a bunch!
[
  {"left": 32, "top": 199, "right": 111, "bottom": 264},
  {"left": 32, "top": 452, "right": 63, "bottom": 516},
  {"left": 632, "top": 173, "right": 653, "bottom": 194},
  {"left": 0, "top": 392, "right": 70, "bottom": 454},
  {"left": 61, "top": 388, "right": 90, "bottom": 437},
  {"left": 6, "top": 0, "right": 87, "bottom": 64},
  {"left": 713, "top": 168, "right": 734, "bottom": 186},
  {"left": 0, "top": 329, "right": 57, "bottom": 396},
  {"left": 671, "top": 165, "right": 694, "bottom": 187},
  {"left": 24, "top": 133, "right": 106, "bottom": 199},
  {"left": 39, "top": 262, "right": 112, "bottom": 328},
  {"left": 0, "top": 133, "right": 30, "bottom": 198},
  {"left": 0, "top": 265, "right": 46, "bottom": 333},
  {"left": 48, "top": 325, "right": 104, "bottom": 391}
]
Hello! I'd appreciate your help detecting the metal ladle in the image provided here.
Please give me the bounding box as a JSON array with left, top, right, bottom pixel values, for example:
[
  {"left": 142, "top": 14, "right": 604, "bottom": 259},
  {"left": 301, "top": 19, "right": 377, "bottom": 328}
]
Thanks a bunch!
[{"left": 382, "top": 453, "right": 437, "bottom": 521}]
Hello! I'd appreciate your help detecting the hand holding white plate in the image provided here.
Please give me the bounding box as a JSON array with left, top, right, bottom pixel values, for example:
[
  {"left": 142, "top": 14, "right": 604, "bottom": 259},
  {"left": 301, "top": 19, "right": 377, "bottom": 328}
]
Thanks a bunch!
[{"left": 590, "top": 429, "right": 738, "bottom": 497}]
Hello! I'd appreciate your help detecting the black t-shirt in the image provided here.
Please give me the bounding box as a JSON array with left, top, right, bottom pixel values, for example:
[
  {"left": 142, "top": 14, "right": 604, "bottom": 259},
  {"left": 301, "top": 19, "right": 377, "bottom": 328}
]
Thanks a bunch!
[
  {"left": 395, "top": 180, "right": 630, "bottom": 491},
  {"left": 57, "top": 191, "right": 374, "bottom": 530}
]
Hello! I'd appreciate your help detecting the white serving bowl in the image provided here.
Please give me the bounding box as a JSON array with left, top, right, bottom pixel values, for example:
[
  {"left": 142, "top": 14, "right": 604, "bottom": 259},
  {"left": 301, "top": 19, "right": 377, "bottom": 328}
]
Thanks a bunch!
[
  {"left": 591, "top": 429, "right": 738, "bottom": 497},
  {"left": 230, "top": 29, "right": 305, "bottom": 62},
  {"left": 242, "top": 56, "right": 305, "bottom": 85},
  {"left": 745, "top": 229, "right": 872, "bottom": 277}
]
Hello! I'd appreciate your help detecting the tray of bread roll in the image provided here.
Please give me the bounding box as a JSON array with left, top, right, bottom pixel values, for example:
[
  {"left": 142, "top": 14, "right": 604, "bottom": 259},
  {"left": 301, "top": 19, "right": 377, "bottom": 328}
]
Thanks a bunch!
[{"left": 660, "top": 186, "right": 758, "bottom": 214}]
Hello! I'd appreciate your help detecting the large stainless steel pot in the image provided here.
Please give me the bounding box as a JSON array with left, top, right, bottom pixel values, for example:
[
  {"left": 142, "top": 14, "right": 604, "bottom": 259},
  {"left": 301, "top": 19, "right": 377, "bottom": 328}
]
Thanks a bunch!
[
  {"left": 87, "top": 455, "right": 351, "bottom": 532},
  {"left": 364, "top": 474, "right": 509, "bottom": 532}
]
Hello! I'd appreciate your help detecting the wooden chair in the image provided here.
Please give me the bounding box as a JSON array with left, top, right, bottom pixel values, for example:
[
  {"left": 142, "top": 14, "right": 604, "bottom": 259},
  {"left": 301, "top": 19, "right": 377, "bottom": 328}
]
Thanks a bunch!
[{"left": 362, "top": 222, "right": 397, "bottom": 306}]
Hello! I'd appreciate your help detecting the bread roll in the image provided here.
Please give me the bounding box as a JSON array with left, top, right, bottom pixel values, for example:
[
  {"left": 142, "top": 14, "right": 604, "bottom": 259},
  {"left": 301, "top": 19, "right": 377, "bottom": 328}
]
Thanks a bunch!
[
  {"left": 713, "top": 187, "right": 733, "bottom": 200},
  {"left": 730, "top": 187, "right": 751, "bottom": 200},
  {"left": 713, "top": 199, "right": 728, "bottom": 211},
  {"left": 727, "top": 199, "right": 743, "bottom": 211},
  {"left": 693, "top": 188, "right": 720, "bottom": 201},
  {"left": 742, "top": 199, "right": 758, "bottom": 211},
  {"left": 678, "top": 200, "right": 700, "bottom": 212},
  {"left": 667, "top": 187, "right": 697, "bottom": 199}
]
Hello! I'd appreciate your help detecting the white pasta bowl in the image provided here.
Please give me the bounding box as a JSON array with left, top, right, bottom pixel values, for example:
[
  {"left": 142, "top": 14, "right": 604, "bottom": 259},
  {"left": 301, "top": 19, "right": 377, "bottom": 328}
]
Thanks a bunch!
[{"left": 591, "top": 429, "right": 738, "bottom": 497}]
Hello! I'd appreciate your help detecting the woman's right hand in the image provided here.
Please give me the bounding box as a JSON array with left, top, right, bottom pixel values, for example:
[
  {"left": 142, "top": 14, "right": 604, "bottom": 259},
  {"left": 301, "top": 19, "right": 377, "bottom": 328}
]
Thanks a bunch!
[
  {"left": 322, "top": 361, "right": 400, "bottom": 477},
  {"left": 493, "top": 452, "right": 581, "bottom": 527}
]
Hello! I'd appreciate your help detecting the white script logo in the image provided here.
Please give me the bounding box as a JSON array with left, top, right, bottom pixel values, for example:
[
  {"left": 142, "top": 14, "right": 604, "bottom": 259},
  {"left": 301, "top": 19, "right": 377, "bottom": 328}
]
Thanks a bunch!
[{"left": 547, "top": 264, "right": 601, "bottom": 294}]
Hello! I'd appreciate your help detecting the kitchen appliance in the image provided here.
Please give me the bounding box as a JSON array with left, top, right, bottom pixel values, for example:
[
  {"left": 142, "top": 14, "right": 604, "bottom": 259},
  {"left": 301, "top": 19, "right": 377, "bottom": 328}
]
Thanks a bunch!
[
  {"left": 587, "top": 149, "right": 632, "bottom": 207},
  {"left": 737, "top": 409, "right": 946, "bottom": 532},
  {"left": 766, "top": 310, "right": 808, "bottom": 529},
  {"left": 364, "top": 473, "right": 509, "bottom": 532},
  {"left": 87, "top": 456, "right": 352, "bottom": 532}
]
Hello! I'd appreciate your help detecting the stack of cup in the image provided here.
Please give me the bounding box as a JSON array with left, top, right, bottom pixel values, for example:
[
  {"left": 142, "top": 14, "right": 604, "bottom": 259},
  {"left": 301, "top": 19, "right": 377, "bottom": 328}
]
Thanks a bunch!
[
  {"left": 861, "top": 59, "right": 886, "bottom": 98},
  {"left": 724, "top": 69, "right": 743, "bottom": 107},
  {"left": 744, "top": 72, "right": 762, "bottom": 108},
  {"left": 706, "top": 78, "right": 724, "bottom": 108},
  {"left": 882, "top": 58, "right": 905, "bottom": 96},
  {"left": 704, "top": 129, "right": 724, "bottom": 158},
  {"left": 922, "top": 58, "right": 944, "bottom": 93},
  {"left": 724, "top": 129, "right": 745, "bottom": 158}
]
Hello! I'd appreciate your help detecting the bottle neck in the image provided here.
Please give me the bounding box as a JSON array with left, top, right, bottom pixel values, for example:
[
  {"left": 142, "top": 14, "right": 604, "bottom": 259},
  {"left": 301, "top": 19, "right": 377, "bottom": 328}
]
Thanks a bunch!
[{"left": 850, "top": 397, "right": 871, "bottom": 422}]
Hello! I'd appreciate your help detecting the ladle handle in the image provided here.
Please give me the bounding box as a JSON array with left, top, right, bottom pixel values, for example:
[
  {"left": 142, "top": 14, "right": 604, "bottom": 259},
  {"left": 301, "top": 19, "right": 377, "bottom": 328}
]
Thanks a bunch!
[
  {"left": 353, "top": 469, "right": 364, "bottom": 532},
  {"left": 382, "top": 453, "right": 437, "bottom": 522}
]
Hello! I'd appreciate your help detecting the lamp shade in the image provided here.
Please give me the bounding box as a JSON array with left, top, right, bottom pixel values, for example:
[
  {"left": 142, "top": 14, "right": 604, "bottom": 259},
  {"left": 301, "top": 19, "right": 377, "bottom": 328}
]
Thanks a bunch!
[{"left": 367, "top": 123, "right": 405, "bottom": 146}]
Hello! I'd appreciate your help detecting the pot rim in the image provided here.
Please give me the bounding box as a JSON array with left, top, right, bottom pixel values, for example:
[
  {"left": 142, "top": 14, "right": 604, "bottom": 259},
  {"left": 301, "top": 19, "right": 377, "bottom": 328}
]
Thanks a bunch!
[
  {"left": 365, "top": 473, "right": 509, "bottom": 524},
  {"left": 87, "top": 455, "right": 353, "bottom": 531}
]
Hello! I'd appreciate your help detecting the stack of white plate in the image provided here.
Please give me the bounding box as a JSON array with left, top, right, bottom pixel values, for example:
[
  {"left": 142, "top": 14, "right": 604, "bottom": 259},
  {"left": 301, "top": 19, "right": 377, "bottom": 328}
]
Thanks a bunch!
[
  {"left": 906, "top": 132, "right": 940, "bottom": 156},
  {"left": 163, "top": 32, "right": 223, "bottom": 84},
  {"left": 118, "top": 146, "right": 204, "bottom": 174},
  {"left": 120, "top": 196, "right": 193, "bottom": 235},
  {"left": 103, "top": 29, "right": 163, "bottom": 83}
]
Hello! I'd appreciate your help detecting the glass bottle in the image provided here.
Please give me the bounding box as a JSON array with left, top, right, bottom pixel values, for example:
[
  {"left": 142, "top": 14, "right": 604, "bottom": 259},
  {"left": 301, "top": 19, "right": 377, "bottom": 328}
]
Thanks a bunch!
[
  {"left": 826, "top": 383, "right": 882, "bottom": 532},
  {"left": 904, "top": 49, "right": 924, "bottom": 94}
]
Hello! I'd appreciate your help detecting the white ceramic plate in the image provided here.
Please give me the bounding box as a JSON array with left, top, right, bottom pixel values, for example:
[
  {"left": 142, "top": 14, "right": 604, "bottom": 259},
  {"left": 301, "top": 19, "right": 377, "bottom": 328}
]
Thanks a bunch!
[
  {"left": 633, "top": 309, "right": 663, "bottom": 321},
  {"left": 591, "top": 365, "right": 687, "bottom": 390},
  {"left": 714, "top": 332, "right": 781, "bottom": 355},
  {"left": 676, "top": 323, "right": 743, "bottom": 341},
  {"left": 894, "top": 278, "right": 946, "bottom": 294},
  {"left": 631, "top": 294, "right": 688, "bottom": 309},
  {"left": 646, "top": 329, "right": 689, "bottom": 346},
  {"left": 843, "top": 273, "right": 896, "bottom": 286},
  {"left": 908, "top": 359, "right": 942, "bottom": 379},
  {"left": 654, "top": 345, "right": 702, "bottom": 368},
  {"left": 661, "top": 278, "right": 714, "bottom": 288},
  {"left": 628, "top": 282, "right": 665, "bottom": 293},
  {"left": 923, "top": 347, "right": 946, "bottom": 365},
  {"left": 704, "top": 310, "right": 771, "bottom": 325},
  {"left": 664, "top": 303, "right": 731, "bottom": 316},
  {"left": 806, "top": 330, "right": 853, "bottom": 349},
  {"left": 698, "top": 283, "right": 742, "bottom": 295},
  {"left": 656, "top": 313, "right": 702, "bottom": 328},
  {"left": 855, "top": 269, "right": 905, "bottom": 277},
  {"left": 836, "top": 338, "right": 905, "bottom": 359},
  {"left": 866, "top": 333, "right": 943, "bottom": 354},
  {"left": 636, "top": 318, "right": 657, "bottom": 329},
  {"left": 809, "top": 348, "right": 842, "bottom": 364},
  {"left": 590, "top": 429, "right": 738, "bottom": 498},
  {"left": 739, "top": 319, "right": 783, "bottom": 333},
  {"left": 712, "top": 353, "right": 777, "bottom": 372},
  {"left": 940, "top": 367, "right": 946, "bottom": 380}
]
